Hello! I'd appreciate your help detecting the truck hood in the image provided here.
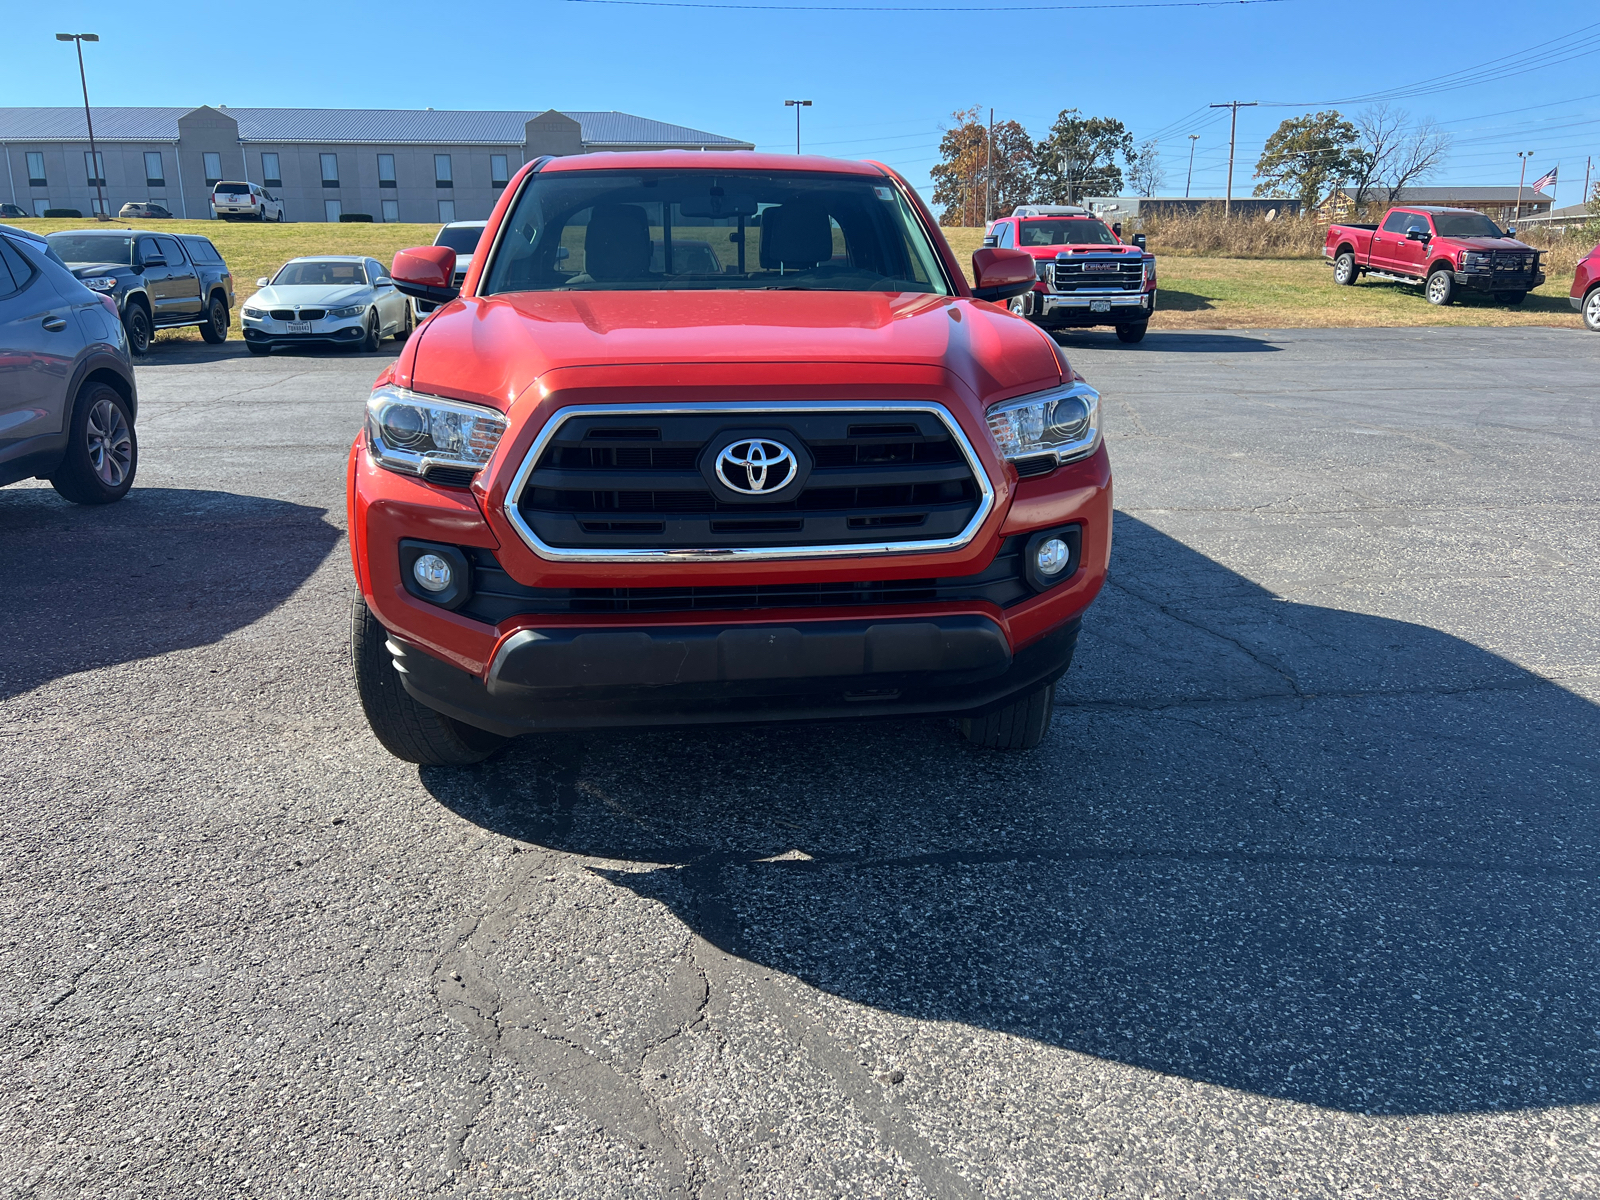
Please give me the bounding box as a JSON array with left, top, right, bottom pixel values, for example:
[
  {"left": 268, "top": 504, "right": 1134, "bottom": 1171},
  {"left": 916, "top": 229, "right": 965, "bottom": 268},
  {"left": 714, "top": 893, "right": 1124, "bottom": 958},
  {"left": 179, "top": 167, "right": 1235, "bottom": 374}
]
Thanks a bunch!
[
  {"left": 1443, "top": 236, "right": 1537, "bottom": 252},
  {"left": 403, "top": 290, "right": 1065, "bottom": 410},
  {"left": 1017, "top": 245, "right": 1142, "bottom": 260},
  {"left": 67, "top": 262, "right": 135, "bottom": 276}
]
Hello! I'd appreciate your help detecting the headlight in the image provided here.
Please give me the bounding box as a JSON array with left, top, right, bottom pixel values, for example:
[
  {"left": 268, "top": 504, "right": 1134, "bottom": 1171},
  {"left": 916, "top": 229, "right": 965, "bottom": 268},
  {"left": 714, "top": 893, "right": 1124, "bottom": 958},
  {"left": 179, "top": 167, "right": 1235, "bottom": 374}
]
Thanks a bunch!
[
  {"left": 1462, "top": 251, "right": 1491, "bottom": 268},
  {"left": 986, "top": 381, "right": 1100, "bottom": 466},
  {"left": 80, "top": 276, "right": 118, "bottom": 292},
  {"left": 366, "top": 385, "right": 507, "bottom": 479},
  {"left": 330, "top": 304, "right": 367, "bottom": 319},
  {"left": 241, "top": 305, "right": 266, "bottom": 319}
]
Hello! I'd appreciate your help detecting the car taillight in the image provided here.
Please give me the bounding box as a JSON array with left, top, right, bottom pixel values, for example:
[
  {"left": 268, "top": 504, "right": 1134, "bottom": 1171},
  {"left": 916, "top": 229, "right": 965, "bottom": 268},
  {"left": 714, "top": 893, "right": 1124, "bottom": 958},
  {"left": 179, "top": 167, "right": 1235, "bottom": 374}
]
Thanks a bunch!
[{"left": 98, "top": 294, "right": 119, "bottom": 317}]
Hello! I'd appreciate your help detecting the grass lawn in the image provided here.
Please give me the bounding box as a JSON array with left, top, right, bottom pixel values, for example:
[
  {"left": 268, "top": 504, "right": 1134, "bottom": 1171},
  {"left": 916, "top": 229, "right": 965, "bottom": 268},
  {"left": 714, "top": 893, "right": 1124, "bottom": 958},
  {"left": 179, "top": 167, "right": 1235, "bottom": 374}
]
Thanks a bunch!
[
  {"left": 8, "top": 217, "right": 444, "bottom": 341},
  {"left": 8, "top": 217, "right": 1583, "bottom": 338},
  {"left": 939, "top": 226, "right": 1582, "bottom": 331}
]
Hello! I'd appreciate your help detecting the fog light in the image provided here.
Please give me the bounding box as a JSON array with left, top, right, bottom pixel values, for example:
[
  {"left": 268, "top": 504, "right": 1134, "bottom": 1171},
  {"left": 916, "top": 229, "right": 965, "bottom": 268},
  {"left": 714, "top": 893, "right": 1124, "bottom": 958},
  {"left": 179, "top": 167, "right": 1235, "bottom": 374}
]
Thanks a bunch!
[
  {"left": 1035, "top": 537, "right": 1070, "bottom": 577},
  {"left": 412, "top": 553, "right": 453, "bottom": 592}
]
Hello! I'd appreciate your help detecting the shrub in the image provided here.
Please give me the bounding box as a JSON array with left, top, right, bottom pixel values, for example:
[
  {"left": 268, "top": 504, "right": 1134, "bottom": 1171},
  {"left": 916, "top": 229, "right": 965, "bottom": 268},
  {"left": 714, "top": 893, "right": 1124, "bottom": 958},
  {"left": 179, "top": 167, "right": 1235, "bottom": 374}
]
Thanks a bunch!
[
  {"left": 42, "top": 208, "right": 83, "bottom": 218},
  {"left": 339, "top": 213, "right": 374, "bottom": 223},
  {"left": 1139, "top": 206, "right": 1327, "bottom": 259}
]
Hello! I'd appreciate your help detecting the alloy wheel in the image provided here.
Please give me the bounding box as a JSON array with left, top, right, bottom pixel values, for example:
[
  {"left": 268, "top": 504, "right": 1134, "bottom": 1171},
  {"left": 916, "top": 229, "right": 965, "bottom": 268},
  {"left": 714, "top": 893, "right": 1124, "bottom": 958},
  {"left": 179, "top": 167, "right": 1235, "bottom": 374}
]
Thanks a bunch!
[
  {"left": 86, "top": 398, "right": 132, "bottom": 488},
  {"left": 1587, "top": 290, "right": 1600, "bottom": 332},
  {"left": 1427, "top": 274, "right": 1449, "bottom": 304}
]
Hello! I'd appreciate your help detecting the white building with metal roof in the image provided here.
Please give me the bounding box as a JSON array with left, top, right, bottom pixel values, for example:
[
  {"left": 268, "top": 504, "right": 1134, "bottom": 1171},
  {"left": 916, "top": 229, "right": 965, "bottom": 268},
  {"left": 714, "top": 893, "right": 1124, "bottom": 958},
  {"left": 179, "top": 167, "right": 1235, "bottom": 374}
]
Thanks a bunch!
[{"left": 0, "top": 105, "right": 753, "bottom": 221}]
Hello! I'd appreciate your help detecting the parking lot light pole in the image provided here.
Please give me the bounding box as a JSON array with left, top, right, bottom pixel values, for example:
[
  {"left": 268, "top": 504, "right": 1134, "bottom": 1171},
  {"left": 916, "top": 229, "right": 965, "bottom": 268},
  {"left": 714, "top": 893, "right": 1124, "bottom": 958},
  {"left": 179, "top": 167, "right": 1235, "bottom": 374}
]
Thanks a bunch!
[
  {"left": 56, "top": 33, "right": 107, "bottom": 221},
  {"left": 1185, "top": 134, "right": 1199, "bottom": 198},
  {"left": 1515, "top": 150, "right": 1534, "bottom": 221},
  {"left": 784, "top": 100, "right": 811, "bottom": 154}
]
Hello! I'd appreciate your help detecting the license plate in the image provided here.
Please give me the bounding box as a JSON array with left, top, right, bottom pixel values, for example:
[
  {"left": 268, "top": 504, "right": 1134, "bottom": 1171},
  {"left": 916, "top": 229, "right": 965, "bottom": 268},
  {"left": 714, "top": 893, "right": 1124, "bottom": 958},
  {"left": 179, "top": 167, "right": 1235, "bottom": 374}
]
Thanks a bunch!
[
  {"left": 1090, "top": 301, "right": 1112, "bottom": 313},
  {"left": 287, "top": 321, "right": 312, "bottom": 334}
]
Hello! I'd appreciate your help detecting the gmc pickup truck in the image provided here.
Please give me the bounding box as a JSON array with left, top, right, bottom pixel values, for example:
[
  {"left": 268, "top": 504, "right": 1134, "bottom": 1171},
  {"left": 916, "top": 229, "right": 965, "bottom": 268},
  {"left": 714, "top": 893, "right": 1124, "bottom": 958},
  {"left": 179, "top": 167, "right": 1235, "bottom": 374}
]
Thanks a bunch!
[
  {"left": 351, "top": 152, "right": 1110, "bottom": 764},
  {"left": 983, "top": 205, "right": 1156, "bottom": 343},
  {"left": 45, "top": 229, "right": 234, "bottom": 355},
  {"left": 1325, "top": 206, "right": 1544, "bottom": 307}
]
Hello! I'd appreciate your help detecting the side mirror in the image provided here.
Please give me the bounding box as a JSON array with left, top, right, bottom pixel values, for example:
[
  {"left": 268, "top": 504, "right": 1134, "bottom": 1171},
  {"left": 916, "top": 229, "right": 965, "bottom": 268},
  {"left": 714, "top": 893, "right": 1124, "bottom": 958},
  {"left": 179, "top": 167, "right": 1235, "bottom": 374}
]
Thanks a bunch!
[
  {"left": 1505, "top": 227, "right": 1517, "bottom": 237},
  {"left": 1405, "top": 228, "right": 1430, "bottom": 242},
  {"left": 1112, "top": 222, "right": 1123, "bottom": 238},
  {"left": 1133, "top": 233, "right": 1147, "bottom": 249},
  {"left": 981, "top": 234, "right": 998, "bottom": 249},
  {"left": 255, "top": 276, "right": 270, "bottom": 287},
  {"left": 970, "top": 247, "right": 1037, "bottom": 303},
  {"left": 391, "top": 245, "right": 459, "bottom": 305},
  {"left": 141, "top": 256, "right": 167, "bottom": 268}
]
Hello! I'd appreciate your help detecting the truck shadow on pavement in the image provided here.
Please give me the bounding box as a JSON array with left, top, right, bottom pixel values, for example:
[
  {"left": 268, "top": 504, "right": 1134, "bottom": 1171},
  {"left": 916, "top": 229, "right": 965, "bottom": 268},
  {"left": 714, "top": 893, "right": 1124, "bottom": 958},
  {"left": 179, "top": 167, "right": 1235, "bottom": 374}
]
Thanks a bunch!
[
  {"left": 0, "top": 486, "right": 340, "bottom": 700},
  {"left": 421, "top": 514, "right": 1599, "bottom": 1117}
]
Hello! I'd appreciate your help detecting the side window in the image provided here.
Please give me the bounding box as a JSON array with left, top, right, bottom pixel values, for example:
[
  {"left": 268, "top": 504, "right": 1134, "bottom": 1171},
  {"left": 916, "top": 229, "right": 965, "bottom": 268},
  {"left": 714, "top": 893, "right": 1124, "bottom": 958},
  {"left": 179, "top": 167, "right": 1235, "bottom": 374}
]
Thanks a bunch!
[
  {"left": 1381, "top": 210, "right": 1413, "bottom": 233},
  {"left": 368, "top": 258, "right": 389, "bottom": 284},
  {"left": 0, "top": 238, "right": 35, "bottom": 297},
  {"left": 996, "top": 222, "right": 1014, "bottom": 249},
  {"left": 156, "top": 236, "right": 188, "bottom": 265},
  {"left": 1408, "top": 214, "right": 1431, "bottom": 234},
  {"left": 136, "top": 236, "right": 162, "bottom": 264}
]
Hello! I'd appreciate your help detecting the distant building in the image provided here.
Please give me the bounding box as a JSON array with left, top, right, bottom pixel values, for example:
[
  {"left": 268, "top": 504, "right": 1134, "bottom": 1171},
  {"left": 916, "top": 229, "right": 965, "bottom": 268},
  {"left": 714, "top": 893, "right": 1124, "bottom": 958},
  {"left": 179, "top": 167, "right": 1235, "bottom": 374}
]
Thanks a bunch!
[
  {"left": 1085, "top": 196, "right": 1302, "bottom": 224},
  {"left": 1319, "top": 186, "right": 1553, "bottom": 223},
  {"left": 0, "top": 106, "right": 753, "bottom": 222}
]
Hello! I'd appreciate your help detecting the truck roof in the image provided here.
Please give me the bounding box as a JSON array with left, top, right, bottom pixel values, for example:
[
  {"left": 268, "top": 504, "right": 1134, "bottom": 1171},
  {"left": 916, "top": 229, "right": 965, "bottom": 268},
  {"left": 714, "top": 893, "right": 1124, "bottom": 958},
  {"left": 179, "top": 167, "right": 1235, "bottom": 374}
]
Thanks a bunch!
[{"left": 542, "top": 150, "right": 887, "bottom": 176}]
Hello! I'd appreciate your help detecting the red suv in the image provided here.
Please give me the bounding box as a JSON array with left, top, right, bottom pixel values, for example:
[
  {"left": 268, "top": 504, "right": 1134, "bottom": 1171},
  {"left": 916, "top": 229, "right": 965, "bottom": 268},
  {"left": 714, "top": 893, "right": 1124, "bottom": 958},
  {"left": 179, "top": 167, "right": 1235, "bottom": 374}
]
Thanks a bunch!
[
  {"left": 349, "top": 153, "right": 1111, "bottom": 764},
  {"left": 1572, "top": 241, "right": 1600, "bottom": 331}
]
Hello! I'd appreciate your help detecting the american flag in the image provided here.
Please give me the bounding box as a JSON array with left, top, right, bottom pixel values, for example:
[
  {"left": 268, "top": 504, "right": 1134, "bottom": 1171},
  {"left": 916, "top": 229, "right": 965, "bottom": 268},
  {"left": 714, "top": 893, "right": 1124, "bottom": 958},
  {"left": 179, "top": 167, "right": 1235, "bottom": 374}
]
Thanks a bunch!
[{"left": 1530, "top": 166, "right": 1558, "bottom": 193}]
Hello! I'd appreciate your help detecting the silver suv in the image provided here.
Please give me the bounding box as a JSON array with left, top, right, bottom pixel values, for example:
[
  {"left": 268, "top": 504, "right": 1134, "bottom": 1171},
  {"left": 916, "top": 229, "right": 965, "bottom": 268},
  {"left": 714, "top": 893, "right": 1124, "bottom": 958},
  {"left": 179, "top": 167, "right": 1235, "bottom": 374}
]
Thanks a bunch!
[{"left": 0, "top": 225, "right": 139, "bottom": 504}]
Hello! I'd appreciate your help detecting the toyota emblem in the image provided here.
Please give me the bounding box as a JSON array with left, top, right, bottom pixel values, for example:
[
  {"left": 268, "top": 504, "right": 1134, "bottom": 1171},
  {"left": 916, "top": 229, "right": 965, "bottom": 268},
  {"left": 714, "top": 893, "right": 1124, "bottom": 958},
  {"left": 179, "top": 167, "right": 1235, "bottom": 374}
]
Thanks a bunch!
[{"left": 714, "top": 438, "right": 798, "bottom": 495}]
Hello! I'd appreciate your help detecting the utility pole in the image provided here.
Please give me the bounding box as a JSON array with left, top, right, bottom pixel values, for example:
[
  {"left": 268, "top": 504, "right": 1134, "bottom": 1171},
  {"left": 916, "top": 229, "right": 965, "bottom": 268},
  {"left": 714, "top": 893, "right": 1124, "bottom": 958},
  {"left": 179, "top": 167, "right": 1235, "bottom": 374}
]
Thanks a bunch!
[
  {"left": 56, "top": 33, "right": 106, "bottom": 221},
  {"left": 1209, "top": 100, "right": 1257, "bottom": 217},
  {"left": 1516, "top": 150, "right": 1534, "bottom": 221},
  {"left": 784, "top": 100, "right": 811, "bottom": 155},
  {"left": 1185, "top": 134, "right": 1199, "bottom": 198},
  {"left": 985, "top": 108, "right": 994, "bottom": 224},
  {"left": 1585, "top": 156, "right": 1593, "bottom": 209}
]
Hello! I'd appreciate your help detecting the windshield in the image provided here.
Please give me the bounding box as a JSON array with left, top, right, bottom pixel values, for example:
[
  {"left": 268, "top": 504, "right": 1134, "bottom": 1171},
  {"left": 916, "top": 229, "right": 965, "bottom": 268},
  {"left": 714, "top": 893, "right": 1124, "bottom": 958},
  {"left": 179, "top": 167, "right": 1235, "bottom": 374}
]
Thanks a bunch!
[
  {"left": 272, "top": 260, "right": 368, "bottom": 286},
  {"left": 47, "top": 233, "right": 134, "bottom": 265},
  {"left": 1019, "top": 219, "right": 1118, "bottom": 246},
  {"left": 214, "top": 182, "right": 251, "bottom": 194},
  {"left": 482, "top": 169, "right": 951, "bottom": 294},
  {"left": 1432, "top": 212, "right": 1504, "bottom": 238},
  {"left": 435, "top": 226, "right": 485, "bottom": 253}
]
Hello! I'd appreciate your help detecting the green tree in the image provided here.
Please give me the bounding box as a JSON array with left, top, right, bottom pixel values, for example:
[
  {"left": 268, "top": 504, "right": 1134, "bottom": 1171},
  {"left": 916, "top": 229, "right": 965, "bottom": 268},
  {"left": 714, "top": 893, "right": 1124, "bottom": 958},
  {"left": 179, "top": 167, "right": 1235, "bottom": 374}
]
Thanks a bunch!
[
  {"left": 931, "top": 107, "right": 1037, "bottom": 225},
  {"left": 1253, "top": 110, "right": 1359, "bottom": 211},
  {"left": 1035, "top": 110, "right": 1132, "bottom": 204}
]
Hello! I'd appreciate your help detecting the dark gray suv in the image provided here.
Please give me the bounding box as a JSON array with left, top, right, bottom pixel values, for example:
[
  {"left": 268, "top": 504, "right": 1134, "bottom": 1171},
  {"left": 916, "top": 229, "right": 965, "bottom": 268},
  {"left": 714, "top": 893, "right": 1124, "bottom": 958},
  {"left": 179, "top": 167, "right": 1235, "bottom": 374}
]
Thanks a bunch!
[{"left": 0, "top": 224, "right": 139, "bottom": 504}]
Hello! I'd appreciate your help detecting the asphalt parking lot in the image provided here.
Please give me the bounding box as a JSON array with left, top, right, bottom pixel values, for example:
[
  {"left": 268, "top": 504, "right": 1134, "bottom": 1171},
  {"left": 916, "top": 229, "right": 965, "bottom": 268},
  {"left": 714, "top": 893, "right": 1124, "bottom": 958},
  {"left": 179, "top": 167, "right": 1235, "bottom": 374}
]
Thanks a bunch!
[{"left": 4, "top": 326, "right": 1599, "bottom": 1199}]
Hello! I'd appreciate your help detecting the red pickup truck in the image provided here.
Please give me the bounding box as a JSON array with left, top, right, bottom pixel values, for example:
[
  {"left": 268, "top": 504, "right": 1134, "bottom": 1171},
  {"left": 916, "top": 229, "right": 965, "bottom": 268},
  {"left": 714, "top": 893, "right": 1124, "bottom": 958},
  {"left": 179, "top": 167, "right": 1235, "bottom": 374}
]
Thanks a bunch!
[
  {"left": 1325, "top": 206, "right": 1545, "bottom": 306},
  {"left": 983, "top": 206, "right": 1156, "bottom": 343},
  {"left": 349, "top": 153, "right": 1110, "bottom": 764}
]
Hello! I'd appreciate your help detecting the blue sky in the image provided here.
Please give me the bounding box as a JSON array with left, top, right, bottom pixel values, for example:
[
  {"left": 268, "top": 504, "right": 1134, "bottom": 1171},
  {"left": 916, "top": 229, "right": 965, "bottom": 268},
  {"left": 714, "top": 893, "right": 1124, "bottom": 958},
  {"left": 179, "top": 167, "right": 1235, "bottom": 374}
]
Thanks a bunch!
[{"left": 7, "top": 1, "right": 1597, "bottom": 210}]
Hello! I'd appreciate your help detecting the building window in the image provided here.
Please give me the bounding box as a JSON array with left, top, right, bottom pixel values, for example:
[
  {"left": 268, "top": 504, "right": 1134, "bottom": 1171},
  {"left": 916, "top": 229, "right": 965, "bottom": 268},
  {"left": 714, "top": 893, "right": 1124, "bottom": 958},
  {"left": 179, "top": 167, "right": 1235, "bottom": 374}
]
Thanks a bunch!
[
  {"left": 84, "top": 151, "right": 105, "bottom": 187},
  {"left": 437, "top": 199, "right": 456, "bottom": 223},
  {"left": 144, "top": 151, "right": 165, "bottom": 189},
  {"left": 491, "top": 154, "right": 509, "bottom": 188},
  {"left": 91, "top": 195, "right": 109, "bottom": 216},
  {"left": 26, "top": 152, "right": 46, "bottom": 187},
  {"left": 203, "top": 152, "right": 222, "bottom": 186},
  {"left": 320, "top": 154, "right": 340, "bottom": 188},
  {"left": 378, "top": 154, "right": 396, "bottom": 189},
  {"left": 381, "top": 198, "right": 399, "bottom": 223},
  {"left": 434, "top": 154, "right": 452, "bottom": 189},
  {"left": 261, "top": 152, "right": 281, "bottom": 188},
  {"left": 34, "top": 198, "right": 51, "bottom": 217},
  {"left": 324, "top": 199, "right": 343, "bottom": 222}
]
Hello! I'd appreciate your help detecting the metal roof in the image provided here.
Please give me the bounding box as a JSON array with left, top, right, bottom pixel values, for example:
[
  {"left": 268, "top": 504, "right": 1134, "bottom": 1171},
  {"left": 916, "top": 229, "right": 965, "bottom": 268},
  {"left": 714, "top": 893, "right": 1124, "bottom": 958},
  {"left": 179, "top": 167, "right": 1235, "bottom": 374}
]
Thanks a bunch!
[
  {"left": 0, "top": 106, "right": 751, "bottom": 148},
  {"left": 1334, "top": 186, "right": 1553, "bottom": 202}
]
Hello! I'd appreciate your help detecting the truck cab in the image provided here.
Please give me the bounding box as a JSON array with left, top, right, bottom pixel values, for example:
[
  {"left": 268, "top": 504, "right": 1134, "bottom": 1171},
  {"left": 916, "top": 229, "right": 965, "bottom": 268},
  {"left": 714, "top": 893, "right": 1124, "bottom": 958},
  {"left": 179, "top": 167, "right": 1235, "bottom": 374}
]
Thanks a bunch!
[
  {"left": 982, "top": 206, "right": 1156, "bottom": 343},
  {"left": 1325, "top": 207, "right": 1545, "bottom": 307}
]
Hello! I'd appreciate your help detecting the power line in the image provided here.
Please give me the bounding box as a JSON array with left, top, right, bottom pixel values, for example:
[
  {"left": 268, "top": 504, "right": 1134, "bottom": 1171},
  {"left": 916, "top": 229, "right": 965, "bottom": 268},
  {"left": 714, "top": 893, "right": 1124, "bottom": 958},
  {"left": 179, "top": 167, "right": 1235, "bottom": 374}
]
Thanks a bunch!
[{"left": 558, "top": 0, "right": 1296, "bottom": 9}]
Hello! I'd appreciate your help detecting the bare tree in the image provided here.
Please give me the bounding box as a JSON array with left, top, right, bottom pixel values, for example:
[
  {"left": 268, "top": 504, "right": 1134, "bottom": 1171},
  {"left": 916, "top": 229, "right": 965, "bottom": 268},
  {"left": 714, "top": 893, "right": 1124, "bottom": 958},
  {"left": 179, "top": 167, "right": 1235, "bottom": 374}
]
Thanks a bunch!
[
  {"left": 1128, "top": 138, "right": 1166, "bottom": 196},
  {"left": 1382, "top": 116, "right": 1451, "bottom": 200},
  {"left": 1350, "top": 103, "right": 1403, "bottom": 211}
]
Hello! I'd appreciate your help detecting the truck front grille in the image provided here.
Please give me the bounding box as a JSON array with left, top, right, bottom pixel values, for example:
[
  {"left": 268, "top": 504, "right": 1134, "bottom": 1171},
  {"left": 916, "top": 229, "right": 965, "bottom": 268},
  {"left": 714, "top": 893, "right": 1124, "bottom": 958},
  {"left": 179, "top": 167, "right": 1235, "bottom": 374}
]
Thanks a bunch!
[
  {"left": 510, "top": 406, "right": 990, "bottom": 557},
  {"left": 459, "top": 540, "right": 1032, "bottom": 623},
  {"left": 1050, "top": 256, "right": 1144, "bottom": 292}
]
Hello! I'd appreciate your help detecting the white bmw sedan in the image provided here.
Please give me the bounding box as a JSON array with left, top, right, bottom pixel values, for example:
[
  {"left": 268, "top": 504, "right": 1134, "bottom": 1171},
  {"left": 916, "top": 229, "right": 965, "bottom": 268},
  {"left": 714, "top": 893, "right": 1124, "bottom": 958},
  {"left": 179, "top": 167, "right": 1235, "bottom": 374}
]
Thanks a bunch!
[{"left": 241, "top": 256, "right": 412, "bottom": 355}]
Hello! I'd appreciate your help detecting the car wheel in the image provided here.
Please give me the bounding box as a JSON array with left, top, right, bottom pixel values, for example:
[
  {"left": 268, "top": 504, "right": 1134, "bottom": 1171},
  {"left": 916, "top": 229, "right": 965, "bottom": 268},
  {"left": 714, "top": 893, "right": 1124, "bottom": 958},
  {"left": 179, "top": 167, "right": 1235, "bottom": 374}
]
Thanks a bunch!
[
  {"left": 1425, "top": 269, "right": 1455, "bottom": 306},
  {"left": 395, "top": 301, "right": 414, "bottom": 341},
  {"left": 1115, "top": 321, "right": 1148, "bottom": 344},
  {"left": 959, "top": 681, "right": 1056, "bottom": 751},
  {"left": 351, "top": 597, "right": 508, "bottom": 765},
  {"left": 1333, "top": 251, "right": 1357, "bottom": 286},
  {"left": 47, "top": 384, "right": 137, "bottom": 505},
  {"left": 199, "top": 294, "right": 229, "bottom": 344},
  {"left": 1585, "top": 287, "right": 1600, "bottom": 332},
  {"left": 123, "top": 302, "right": 152, "bottom": 356},
  {"left": 1493, "top": 290, "right": 1526, "bottom": 306},
  {"left": 361, "top": 309, "right": 381, "bottom": 352}
]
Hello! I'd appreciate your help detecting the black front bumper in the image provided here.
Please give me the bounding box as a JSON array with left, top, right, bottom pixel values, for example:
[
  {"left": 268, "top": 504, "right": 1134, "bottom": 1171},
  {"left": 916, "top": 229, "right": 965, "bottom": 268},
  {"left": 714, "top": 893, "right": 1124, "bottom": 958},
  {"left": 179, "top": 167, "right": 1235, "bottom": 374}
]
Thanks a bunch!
[
  {"left": 243, "top": 326, "right": 364, "bottom": 347},
  {"left": 1453, "top": 270, "right": 1544, "bottom": 292},
  {"left": 392, "top": 614, "right": 1080, "bottom": 735}
]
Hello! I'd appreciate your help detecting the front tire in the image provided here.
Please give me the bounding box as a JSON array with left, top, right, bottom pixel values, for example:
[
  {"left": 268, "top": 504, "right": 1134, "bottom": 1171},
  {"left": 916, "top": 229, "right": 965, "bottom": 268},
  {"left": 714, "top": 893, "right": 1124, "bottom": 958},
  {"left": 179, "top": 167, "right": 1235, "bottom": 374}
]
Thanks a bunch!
[
  {"left": 1115, "top": 321, "right": 1148, "bottom": 344},
  {"left": 199, "top": 294, "right": 229, "bottom": 344},
  {"left": 123, "top": 302, "right": 152, "bottom": 356},
  {"left": 360, "top": 309, "right": 380, "bottom": 352},
  {"left": 48, "top": 383, "right": 137, "bottom": 505},
  {"left": 1333, "top": 251, "right": 1358, "bottom": 286},
  {"left": 1494, "top": 290, "right": 1526, "bottom": 306},
  {"left": 959, "top": 682, "right": 1055, "bottom": 751},
  {"left": 351, "top": 598, "right": 508, "bottom": 766},
  {"left": 395, "top": 301, "right": 414, "bottom": 341},
  {"left": 1425, "top": 268, "right": 1455, "bottom": 306},
  {"left": 1585, "top": 287, "right": 1600, "bottom": 332}
]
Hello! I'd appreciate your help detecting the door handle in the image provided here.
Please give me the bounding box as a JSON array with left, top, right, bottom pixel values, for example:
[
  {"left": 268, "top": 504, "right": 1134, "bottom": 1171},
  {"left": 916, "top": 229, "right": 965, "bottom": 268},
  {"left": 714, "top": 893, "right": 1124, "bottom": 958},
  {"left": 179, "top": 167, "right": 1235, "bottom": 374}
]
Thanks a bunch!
[{"left": 42, "top": 316, "right": 68, "bottom": 332}]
